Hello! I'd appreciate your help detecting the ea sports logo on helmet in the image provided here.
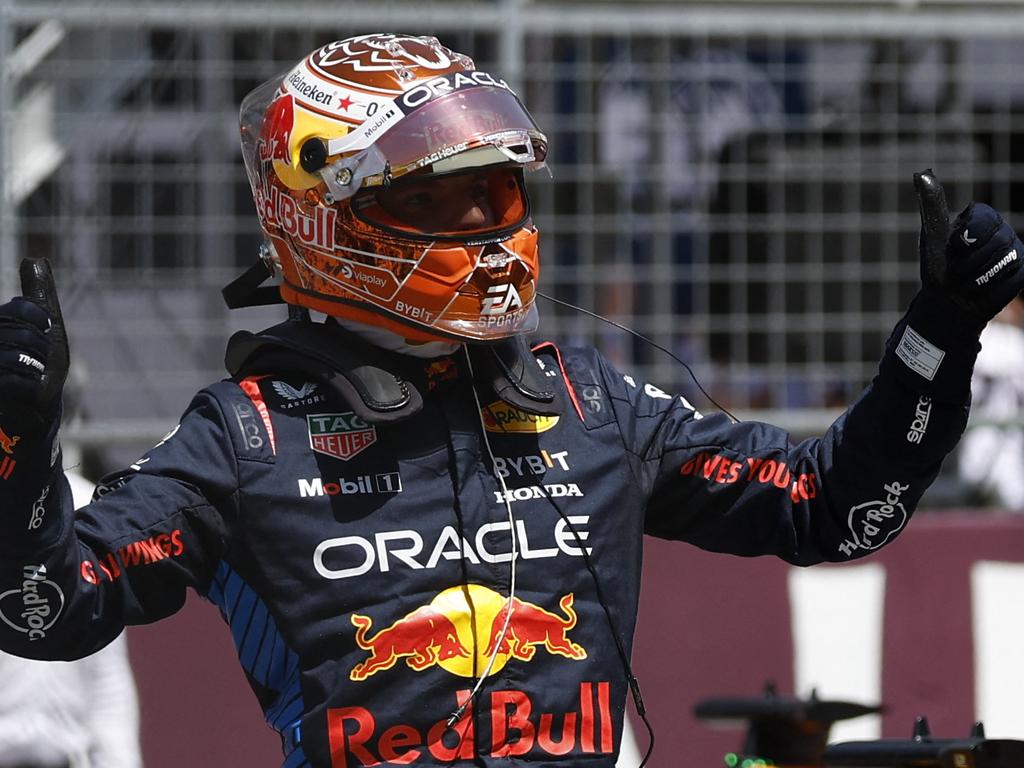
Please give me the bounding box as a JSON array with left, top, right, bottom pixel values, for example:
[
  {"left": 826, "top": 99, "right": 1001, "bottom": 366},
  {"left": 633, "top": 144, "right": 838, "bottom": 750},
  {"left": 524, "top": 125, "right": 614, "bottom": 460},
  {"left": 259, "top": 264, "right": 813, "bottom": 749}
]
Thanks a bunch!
[
  {"left": 312, "top": 35, "right": 457, "bottom": 74},
  {"left": 482, "top": 284, "right": 523, "bottom": 316}
]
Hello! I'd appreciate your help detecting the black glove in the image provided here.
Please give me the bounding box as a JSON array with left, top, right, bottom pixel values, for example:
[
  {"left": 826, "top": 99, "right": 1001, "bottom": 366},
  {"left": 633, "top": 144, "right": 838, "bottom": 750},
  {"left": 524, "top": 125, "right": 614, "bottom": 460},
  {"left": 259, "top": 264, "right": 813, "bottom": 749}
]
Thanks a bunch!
[
  {"left": 914, "top": 169, "right": 1024, "bottom": 324},
  {"left": 0, "top": 258, "right": 69, "bottom": 420}
]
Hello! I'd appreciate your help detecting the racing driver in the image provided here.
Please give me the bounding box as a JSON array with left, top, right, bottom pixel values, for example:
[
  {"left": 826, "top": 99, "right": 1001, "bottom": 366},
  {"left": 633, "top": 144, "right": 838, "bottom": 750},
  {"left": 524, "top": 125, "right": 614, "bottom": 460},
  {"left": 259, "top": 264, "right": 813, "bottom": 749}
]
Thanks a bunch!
[{"left": 1, "top": 33, "right": 1022, "bottom": 768}]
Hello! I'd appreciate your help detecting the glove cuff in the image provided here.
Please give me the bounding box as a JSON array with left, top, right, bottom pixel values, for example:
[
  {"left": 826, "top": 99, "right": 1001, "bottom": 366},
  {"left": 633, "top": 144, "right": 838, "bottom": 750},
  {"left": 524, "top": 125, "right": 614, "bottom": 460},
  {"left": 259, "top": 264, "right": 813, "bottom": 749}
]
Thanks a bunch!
[
  {"left": 879, "top": 288, "right": 984, "bottom": 403},
  {"left": 0, "top": 403, "right": 62, "bottom": 497}
]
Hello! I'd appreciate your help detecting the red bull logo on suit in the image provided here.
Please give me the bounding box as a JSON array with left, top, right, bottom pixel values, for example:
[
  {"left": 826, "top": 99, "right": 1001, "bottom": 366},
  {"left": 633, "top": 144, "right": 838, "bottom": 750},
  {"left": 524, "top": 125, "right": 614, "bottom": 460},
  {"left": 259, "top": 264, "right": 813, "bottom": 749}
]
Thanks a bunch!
[
  {"left": 350, "top": 605, "right": 469, "bottom": 681},
  {"left": 335, "top": 586, "right": 603, "bottom": 764},
  {"left": 328, "top": 682, "right": 615, "bottom": 766},
  {"left": 348, "top": 584, "right": 586, "bottom": 681}
]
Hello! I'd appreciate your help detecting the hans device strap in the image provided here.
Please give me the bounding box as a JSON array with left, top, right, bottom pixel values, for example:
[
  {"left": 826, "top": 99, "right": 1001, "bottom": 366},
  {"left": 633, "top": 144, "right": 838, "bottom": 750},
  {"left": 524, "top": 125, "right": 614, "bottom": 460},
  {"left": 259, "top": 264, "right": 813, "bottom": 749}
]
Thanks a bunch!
[{"left": 225, "top": 320, "right": 561, "bottom": 423}]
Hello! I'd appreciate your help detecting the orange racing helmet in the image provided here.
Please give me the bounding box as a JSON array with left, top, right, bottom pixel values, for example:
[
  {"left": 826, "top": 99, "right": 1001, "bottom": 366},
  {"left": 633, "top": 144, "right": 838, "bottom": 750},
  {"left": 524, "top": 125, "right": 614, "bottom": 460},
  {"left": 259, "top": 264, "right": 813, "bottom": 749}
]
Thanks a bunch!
[{"left": 237, "top": 34, "right": 548, "bottom": 343}]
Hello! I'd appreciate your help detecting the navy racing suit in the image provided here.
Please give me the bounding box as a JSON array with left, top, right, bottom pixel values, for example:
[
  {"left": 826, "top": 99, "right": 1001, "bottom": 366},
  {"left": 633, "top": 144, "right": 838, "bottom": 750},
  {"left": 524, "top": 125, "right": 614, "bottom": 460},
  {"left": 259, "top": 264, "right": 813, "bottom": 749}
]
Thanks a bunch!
[{"left": 0, "top": 297, "right": 977, "bottom": 768}]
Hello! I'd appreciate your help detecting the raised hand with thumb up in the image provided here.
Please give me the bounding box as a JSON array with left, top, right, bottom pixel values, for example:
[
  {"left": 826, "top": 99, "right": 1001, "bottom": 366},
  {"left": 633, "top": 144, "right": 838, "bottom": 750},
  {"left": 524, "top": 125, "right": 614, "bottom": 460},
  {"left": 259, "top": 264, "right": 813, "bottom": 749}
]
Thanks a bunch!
[
  {"left": 914, "top": 169, "right": 1024, "bottom": 324},
  {"left": 0, "top": 258, "right": 68, "bottom": 420}
]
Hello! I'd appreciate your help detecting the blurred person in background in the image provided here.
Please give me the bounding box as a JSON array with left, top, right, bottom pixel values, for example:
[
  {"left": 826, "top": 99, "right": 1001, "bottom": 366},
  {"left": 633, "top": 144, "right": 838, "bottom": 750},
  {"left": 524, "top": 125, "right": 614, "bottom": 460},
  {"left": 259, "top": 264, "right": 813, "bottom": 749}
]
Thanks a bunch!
[
  {"left": 0, "top": 548, "right": 142, "bottom": 768},
  {"left": 958, "top": 295, "right": 1024, "bottom": 509},
  {"left": 0, "top": 34, "right": 1021, "bottom": 768},
  {"left": 0, "top": 372, "right": 142, "bottom": 768}
]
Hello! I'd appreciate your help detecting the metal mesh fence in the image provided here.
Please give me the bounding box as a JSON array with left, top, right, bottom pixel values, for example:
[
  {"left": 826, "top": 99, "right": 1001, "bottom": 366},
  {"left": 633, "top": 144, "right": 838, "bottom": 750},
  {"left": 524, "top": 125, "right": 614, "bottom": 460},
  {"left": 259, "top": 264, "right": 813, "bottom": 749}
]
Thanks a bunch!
[{"left": 3, "top": 0, "right": 1024, "bottom": 471}]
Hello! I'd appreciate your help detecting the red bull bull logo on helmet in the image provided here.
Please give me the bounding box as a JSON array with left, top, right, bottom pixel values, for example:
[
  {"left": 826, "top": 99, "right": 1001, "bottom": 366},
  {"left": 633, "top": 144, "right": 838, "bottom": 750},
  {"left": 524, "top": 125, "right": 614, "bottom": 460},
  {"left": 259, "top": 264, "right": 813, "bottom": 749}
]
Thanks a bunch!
[
  {"left": 348, "top": 585, "right": 585, "bottom": 682},
  {"left": 259, "top": 93, "right": 295, "bottom": 164}
]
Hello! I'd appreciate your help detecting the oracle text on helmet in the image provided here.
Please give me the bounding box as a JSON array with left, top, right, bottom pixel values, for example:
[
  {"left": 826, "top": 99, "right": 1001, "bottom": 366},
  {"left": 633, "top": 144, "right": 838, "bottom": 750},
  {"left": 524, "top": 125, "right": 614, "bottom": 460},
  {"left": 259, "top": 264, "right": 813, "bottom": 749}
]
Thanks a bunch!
[{"left": 398, "top": 71, "right": 514, "bottom": 113}]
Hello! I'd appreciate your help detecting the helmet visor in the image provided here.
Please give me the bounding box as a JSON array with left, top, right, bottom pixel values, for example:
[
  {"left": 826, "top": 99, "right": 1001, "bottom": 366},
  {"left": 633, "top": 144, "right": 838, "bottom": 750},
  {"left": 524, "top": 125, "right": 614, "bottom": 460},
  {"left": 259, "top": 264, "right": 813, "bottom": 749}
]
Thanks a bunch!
[
  {"left": 352, "top": 165, "right": 530, "bottom": 242},
  {"left": 377, "top": 84, "right": 547, "bottom": 175},
  {"left": 322, "top": 83, "right": 547, "bottom": 197}
]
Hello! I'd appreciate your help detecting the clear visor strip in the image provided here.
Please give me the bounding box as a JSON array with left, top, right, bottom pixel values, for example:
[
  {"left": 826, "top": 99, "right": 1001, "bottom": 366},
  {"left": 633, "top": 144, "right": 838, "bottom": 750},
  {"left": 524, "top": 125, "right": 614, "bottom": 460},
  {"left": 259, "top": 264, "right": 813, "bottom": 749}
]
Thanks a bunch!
[
  {"left": 431, "top": 134, "right": 538, "bottom": 174},
  {"left": 321, "top": 72, "right": 518, "bottom": 158},
  {"left": 317, "top": 130, "right": 540, "bottom": 203}
]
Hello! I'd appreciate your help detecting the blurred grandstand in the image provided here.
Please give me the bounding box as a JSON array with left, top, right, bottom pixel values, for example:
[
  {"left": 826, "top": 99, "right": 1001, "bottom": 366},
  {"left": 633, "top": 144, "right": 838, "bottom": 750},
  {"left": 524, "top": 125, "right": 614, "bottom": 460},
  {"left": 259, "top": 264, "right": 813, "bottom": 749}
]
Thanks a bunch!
[{"left": 3, "top": 0, "right": 1024, "bottom": 478}]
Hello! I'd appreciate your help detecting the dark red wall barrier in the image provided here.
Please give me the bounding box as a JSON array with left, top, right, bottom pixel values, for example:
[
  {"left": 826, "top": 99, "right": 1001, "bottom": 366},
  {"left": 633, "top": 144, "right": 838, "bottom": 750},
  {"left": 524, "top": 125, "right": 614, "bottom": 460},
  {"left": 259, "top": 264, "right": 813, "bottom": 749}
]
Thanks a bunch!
[
  {"left": 127, "top": 597, "right": 280, "bottom": 766},
  {"left": 630, "top": 512, "right": 1024, "bottom": 767}
]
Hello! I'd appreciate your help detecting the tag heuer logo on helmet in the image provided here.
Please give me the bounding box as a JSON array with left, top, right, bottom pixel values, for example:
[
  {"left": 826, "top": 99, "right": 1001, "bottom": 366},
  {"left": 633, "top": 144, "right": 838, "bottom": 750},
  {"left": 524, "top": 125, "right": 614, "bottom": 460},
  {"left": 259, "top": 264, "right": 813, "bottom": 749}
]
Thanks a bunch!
[
  {"left": 307, "top": 413, "right": 377, "bottom": 460},
  {"left": 482, "top": 402, "right": 559, "bottom": 434}
]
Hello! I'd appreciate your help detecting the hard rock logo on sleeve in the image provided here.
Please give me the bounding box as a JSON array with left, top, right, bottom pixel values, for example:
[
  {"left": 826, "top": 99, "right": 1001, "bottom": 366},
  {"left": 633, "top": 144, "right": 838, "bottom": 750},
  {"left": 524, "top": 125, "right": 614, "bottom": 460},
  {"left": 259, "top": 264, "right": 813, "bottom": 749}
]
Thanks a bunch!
[
  {"left": 0, "top": 565, "right": 64, "bottom": 641},
  {"left": 838, "top": 482, "right": 910, "bottom": 557}
]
